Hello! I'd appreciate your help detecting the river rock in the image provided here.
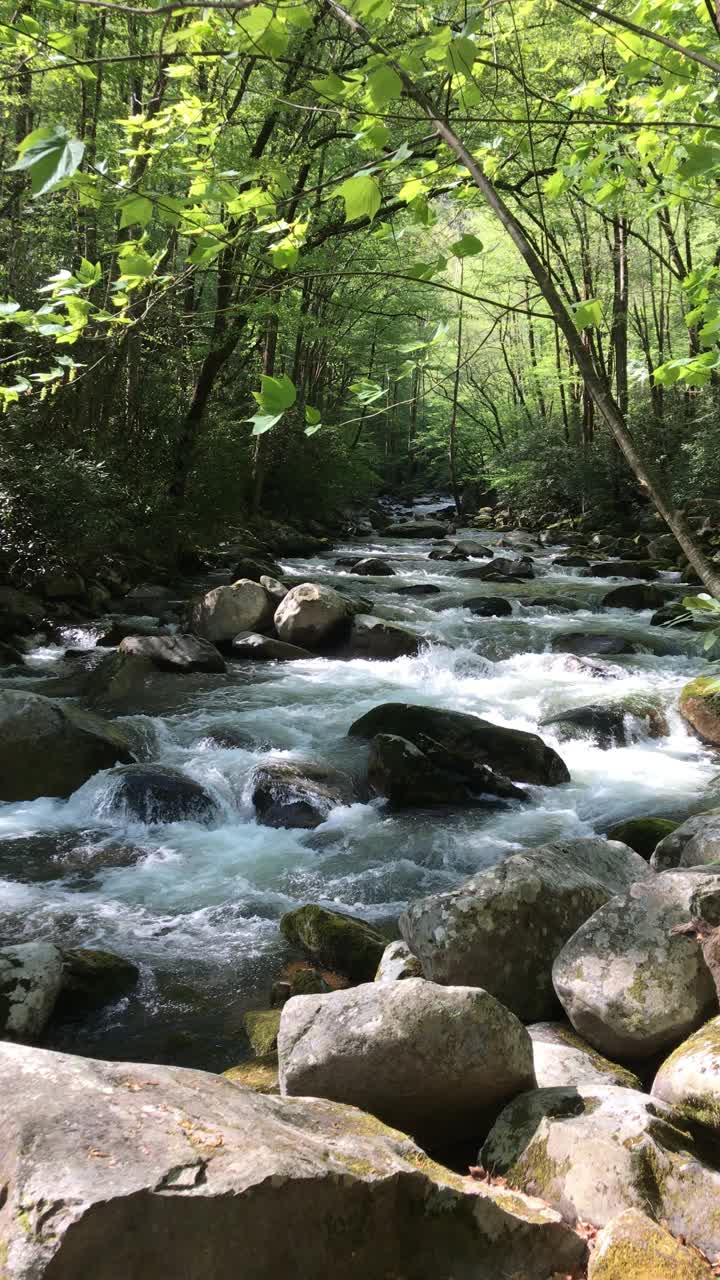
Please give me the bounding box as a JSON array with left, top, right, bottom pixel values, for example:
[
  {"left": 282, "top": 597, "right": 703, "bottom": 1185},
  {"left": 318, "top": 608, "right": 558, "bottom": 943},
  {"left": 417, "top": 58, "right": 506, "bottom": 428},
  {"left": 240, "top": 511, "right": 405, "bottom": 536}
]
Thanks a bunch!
[
  {"left": 481, "top": 1083, "right": 720, "bottom": 1258},
  {"left": 553, "top": 554, "right": 590, "bottom": 567},
  {"left": 558, "top": 654, "right": 624, "bottom": 678},
  {"left": 652, "top": 808, "right": 720, "bottom": 871},
  {"left": 58, "top": 948, "right": 140, "bottom": 1010},
  {"left": 395, "top": 583, "right": 442, "bottom": 596},
  {"left": 279, "top": 978, "right": 534, "bottom": 1143},
  {"left": 0, "top": 585, "right": 45, "bottom": 637},
  {"left": 119, "top": 633, "right": 225, "bottom": 674},
  {"left": 251, "top": 759, "right": 356, "bottom": 828},
  {"left": 367, "top": 733, "right": 527, "bottom": 807},
  {"left": 606, "top": 815, "right": 678, "bottom": 859},
  {"left": 280, "top": 904, "right": 386, "bottom": 982},
  {"left": 274, "top": 583, "right": 354, "bottom": 649},
  {"left": 452, "top": 540, "right": 493, "bottom": 558},
  {"left": 0, "top": 690, "right": 135, "bottom": 801},
  {"left": 528, "top": 1022, "right": 641, "bottom": 1090},
  {"left": 541, "top": 695, "right": 669, "bottom": 749},
  {"left": 588, "top": 561, "right": 659, "bottom": 579},
  {"left": 551, "top": 631, "right": 636, "bottom": 656},
  {"left": 0, "top": 942, "right": 65, "bottom": 1039},
  {"left": 96, "top": 619, "right": 163, "bottom": 646},
  {"left": 520, "top": 595, "right": 588, "bottom": 612},
  {"left": 190, "top": 580, "right": 275, "bottom": 645},
  {"left": 97, "top": 764, "right": 218, "bottom": 824},
  {"left": 243, "top": 1008, "right": 281, "bottom": 1057},
  {"left": 463, "top": 596, "right": 512, "bottom": 617},
  {"left": 651, "top": 600, "right": 707, "bottom": 629},
  {"left": 553, "top": 871, "right": 720, "bottom": 1060},
  {"left": 259, "top": 575, "right": 288, "bottom": 603},
  {"left": 231, "top": 631, "right": 314, "bottom": 661},
  {"left": 679, "top": 676, "right": 720, "bottom": 745},
  {"left": 349, "top": 702, "right": 570, "bottom": 785},
  {"left": 459, "top": 556, "right": 534, "bottom": 580},
  {"left": 375, "top": 940, "right": 423, "bottom": 982},
  {"left": 588, "top": 1208, "right": 715, "bottom": 1280},
  {"left": 602, "top": 583, "right": 668, "bottom": 610},
  {"left": 345, "top": 615, "right": 422, "bottom": 659},
  {"left": 0, "top": 1041, "right": 586, "bottom": 1280},
  {"left": 385, "top": 519, "right": 448, "bottom": 537},
  {"left": 232, "top": 554, "right": 283, "bottom": 582},
  {"left": 349, "top": 557, "right": 395, "bottom": 576},
  {"left": 428, "top": 546, "right": 465, "bottom": 561},
  {"left": 400, "top": 838, "right": 651, "bottom": 1021},
  {"left": 652, "top": 1015, "right": 720, "bottom": 1133}
]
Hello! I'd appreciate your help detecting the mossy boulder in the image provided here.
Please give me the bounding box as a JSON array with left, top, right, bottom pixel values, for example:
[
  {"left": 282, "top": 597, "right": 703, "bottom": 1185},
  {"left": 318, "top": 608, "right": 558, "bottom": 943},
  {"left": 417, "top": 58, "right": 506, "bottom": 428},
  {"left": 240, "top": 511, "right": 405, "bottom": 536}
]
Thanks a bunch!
[
  {"left": 589, "top": 1208, "right": 714, "bottom": 1279},
  {"left": 223, "top": 1054, "right": 279, "bottom": 1094},
  {"left": 541, "top": 696, "right": 669, "bottom": 749},
  {"left": 652, "top": 809, "right": 720, "bottom": 871},
  {"left": 280, "top": 905, "right": 386, "bottom": 983},
  {"left": 679, "top": 676, "right": 720, "bottom": 746},
  {"left": 59, "top": 948, "right": 139, "bottom": 1011},
  {"left": 251, "top": 759, "right": 357, "bottom": 829},
  {"left": 652, "top": 1015, "right": 720, "bottom": 1134},
  {"left": 243, "top": 1009, "right": 281, "bottom": 1057},
  {"left": 606, "top": 817, "right": 679, "bottom": 860},
  {"left": 602, "top": 583, "right": 668, "bottom": 610},
  {"left": 528, "top": 1022, "right": 641, "bottom": 1090}
]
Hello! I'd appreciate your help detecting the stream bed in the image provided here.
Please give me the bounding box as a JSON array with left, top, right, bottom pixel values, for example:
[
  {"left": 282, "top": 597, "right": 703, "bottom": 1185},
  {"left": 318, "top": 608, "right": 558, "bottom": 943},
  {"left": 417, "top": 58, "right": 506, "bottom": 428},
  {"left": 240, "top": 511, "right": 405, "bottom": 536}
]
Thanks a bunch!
[{"left": 0, "top": 510, "right": 716, "bottom": 1070}]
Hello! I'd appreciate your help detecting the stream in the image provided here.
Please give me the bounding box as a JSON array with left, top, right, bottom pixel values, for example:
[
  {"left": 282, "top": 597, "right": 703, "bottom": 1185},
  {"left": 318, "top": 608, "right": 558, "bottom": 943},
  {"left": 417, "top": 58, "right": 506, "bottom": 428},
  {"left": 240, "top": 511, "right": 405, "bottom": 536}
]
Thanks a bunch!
[{"left": 1, "top": 504, "right": 717, "bottom": 1070}]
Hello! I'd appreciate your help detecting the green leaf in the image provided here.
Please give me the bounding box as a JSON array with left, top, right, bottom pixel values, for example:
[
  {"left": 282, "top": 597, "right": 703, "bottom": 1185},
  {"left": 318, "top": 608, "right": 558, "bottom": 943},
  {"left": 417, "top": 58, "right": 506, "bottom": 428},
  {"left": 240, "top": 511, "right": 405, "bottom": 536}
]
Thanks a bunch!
[
  {"left": 679, "top": 143, "right": 720, "bottom": 179},
  {"left": 76, "top": 258, "right": 101, "bottom": 285},
  {"left": 311, "top": 73, "right": 347, "bottom": 101},
  {"left": 683, "top": 594, "right": 720, "bottom": 613},
  {"left": 253, "top": 373, "right": 296, "bottom": 414},
  {"left": 187, "top": 236, "right": 224, "bottom": 267},
  {"left": 117, "top": 251, "right": 153, "bottom": 278},
  {"left": 119, "top": 194, "right": 154, "bottom": 229},
  {"left": 8, "top": 126, "right": 85, "bottom": 196},
  {"left": 247, "top": 412, "right": 283, "bottom": 435},
  {"left": 366, "top": 64, "right": 402, "bottom": 109},
  {"left": 305, "top": 405, "right": 321, "bottom": 425},
  {"left": 450, "top": 233, "right": 483, "bottom": 258},
  {"left": 574, "top": 298, "right": 603, "bottom": 330},
  {"left": 446, "top": 36, "right": 476, "bottom": 77},
  {"left": 336, "top": 175, "right": 382, "bottom": 223},
  {"left": 304, "top": 424, "right": 322, "bottom": 435},
  {"left": 544, "top": 170, "right": 568, "bottom": 199}
]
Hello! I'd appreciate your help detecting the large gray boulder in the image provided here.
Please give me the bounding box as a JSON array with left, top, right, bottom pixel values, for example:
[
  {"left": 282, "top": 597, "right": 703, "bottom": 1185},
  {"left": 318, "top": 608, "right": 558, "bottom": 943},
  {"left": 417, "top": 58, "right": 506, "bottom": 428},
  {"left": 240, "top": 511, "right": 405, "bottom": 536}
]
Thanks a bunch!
[
  {"left": 0, "top": 690, "right": 135, "bottom": 801},
  {"left": 399, "top": 839, "right": 652, "bottom": 1021},
  {"left": 553, "top": 871, "right": 720, "bottom": 1060},
  {"left": 96, "top": 764, "right": 219, "bottom": 824},
  {"left": 652, "top": 1015, "right": 720, "bottom": 1133},
  {"left": 374, "top": 940, "right": 423, "bottom": 982},
  {"left": 0, "top": 942, "right": 64, "bottom": 1039},
  {"left": 251, "top": 759, "right": 356, "bottom": 828},
  {"left": 344, "top": 615, "right": 423, "bottom": 660},
  {"left": 541, "top": 695, "right": 668, "bottom": 749},
  {"left": 231, "top": 631, "right": 314, "bottom": 661},
  {"left": 349, "top": 702, "right": 570, "bottom": 786},
  {"left": 528, "top": 1022, "right": 641, "bottom": 1090},
  {"left": 481, "top": 1084, "right": 720, "bottom": 1258},
  {"left": 190, "top": 580, "right": 275, "bottom": 645},
  {"left": 651, "top": 808, "right": 720, "bottom": 870},
  {"left": 88, "top": 634, "right": 226, "bottom": 709},
  {"left": 280, "top": 904, "right": 386, "bottom": 982},
  {"left": 274, "top": 583, "right": 354, "bottom": 650},
  {"left": 386, "top": 519, "right": 448, "bottom": 538},
  {"left": 279, "top": 978, "right": 534, "bottom": 1143},
  {"left": 0, "top": 1042, "right": 586, "bottom": 1280},
  {"left": 367, "top": 733, "right": 527, "bottom": 807}
]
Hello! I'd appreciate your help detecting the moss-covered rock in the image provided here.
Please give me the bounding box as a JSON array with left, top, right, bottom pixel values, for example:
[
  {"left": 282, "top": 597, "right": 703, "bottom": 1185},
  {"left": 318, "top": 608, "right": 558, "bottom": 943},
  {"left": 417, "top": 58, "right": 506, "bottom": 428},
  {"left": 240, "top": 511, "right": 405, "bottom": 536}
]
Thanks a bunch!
[
  {"left": 606, "top": 817, "right": 679, "bottom": 860},
  {"left": 280, "top": 904, "right": 386, "bottom": 982},
  {"left": 0, "top": 690, "right": 135, "bottom": 801},
  {"left": 652, "top": 1015, "right": 720, "bottom": 1134},
  {"left": 251, "top": 759, "right": 357, "bottom": 829},
  {"left": 542, "top": 696, "right": 669, "bottom": 749},
  {"left": 223, "top": 1054, "right": 279, "bottom": 1094},
  {"left": 679, "top": 676, "right": 720, "bottom": 746},
  {"left": 59, "top": 948, "right": 139, "bottom": 1011},
  {"left": 652, "top": 809, "right": 720, "bottom": 871},
  {"left": 589, "top": 1208, "right": 714, "bottom": 1279},
  {"left": 243, "top": 1008, "right": 281, "bottom": 1057}
]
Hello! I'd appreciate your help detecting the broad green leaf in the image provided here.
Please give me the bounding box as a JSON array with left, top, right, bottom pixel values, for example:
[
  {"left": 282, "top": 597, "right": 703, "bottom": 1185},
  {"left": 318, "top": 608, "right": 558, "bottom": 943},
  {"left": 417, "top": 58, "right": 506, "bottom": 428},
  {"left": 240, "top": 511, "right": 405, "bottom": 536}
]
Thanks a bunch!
[
  {"left": 450, "top": 233, "right": 483, "bottom": 258},
  {"left": 247, "top": 412, "right": 283, "bottom": 435},
  {"left": 311, "top": 73, "right": 347, "bottom": 101},
  {"left": 336, "top": 175, "right": 382, "bottom": 223},
  {"left": 119, "top": 194, "right": 154, "bottom": 229},
  {"left": 544, "top": 171, "right": 567, "bottom": 199},
  {"left": 305, "top": 405, "right": 321, "bottom": 425},
  {"left": 253, "top": 373, "right": 296, "bottom": 414},
  {"left": 574, "top": 298, "right": 603, "bottom": 330},
  {"left": 8, "top": 126, "right": 85, "bottom": 196},
  {"left": 366, "top": 64, "right": 402, "bottom": 109},
  {"left": 117, "top": 251, "right": 153, "bottom": 278},
  {"left": 683, "top": 594, "right": 720, "bottom": 613},
  {"left": 76, "top": 258, "right": 101, "bottom": 285},
  {"left": 187, "top": 236, "right": 224, "bottom": 266},
  {"left": 679, "top": 143, "right": 720, "bottom": 179},
  {"left": 447, "top": 36, "right": 476, "bottom": 77},
  {"left": 398, "top": 177, "right": 426, "bottom": 203}
]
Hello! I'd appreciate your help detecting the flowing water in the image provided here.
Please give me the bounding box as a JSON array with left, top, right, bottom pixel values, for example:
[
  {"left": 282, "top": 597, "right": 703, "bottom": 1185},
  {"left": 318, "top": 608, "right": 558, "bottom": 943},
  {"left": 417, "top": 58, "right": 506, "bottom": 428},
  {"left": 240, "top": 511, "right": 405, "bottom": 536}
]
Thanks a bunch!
[{"left": 1, "top": 507, "right": 717, "bottom": 1069}]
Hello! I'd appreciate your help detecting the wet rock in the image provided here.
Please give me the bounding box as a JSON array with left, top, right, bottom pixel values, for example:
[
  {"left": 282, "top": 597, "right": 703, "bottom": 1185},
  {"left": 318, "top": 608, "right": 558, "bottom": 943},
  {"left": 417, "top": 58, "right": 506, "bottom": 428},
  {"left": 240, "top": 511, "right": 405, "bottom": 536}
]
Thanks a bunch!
[
  {"left": 428, "top": 546, "right": 466, "bottom": 562},
  {"left": 367, "top": 733, "right": 527, "bottom": 807},
  {"left": 679, "top": 676, "right": 720, "bottom": 745},
  {"left": 541, "top": 695, "right": 669, "bottom": 749},
  {"left": 375, "top": 940, "right": 423, "bottom": 982},
  {"left": 259, "top": 575, "right": 288, "bottom": 604},
  {"left": 528, "top": 1022, "right": 641, "bottom": 1090},
  {"left": 452, "top": 540, "right": 493, "bottom": 558},
  {"left": 551, "top": 632, "right": 636, "bottom": 657},
  {"left": 652, "top": 1015, "right": 720, "bottom": 1134},
  {"left": 251, "top": 760, "right": 356, "bottom": 829},
  {"left": 96, "top": 619, "right": 163, "bottom": 646},
  {"left": 279, "top": 978, "right": 534, "bottom": 1143},
  {"left": 553, "top": 871, "right": 720, "bottom": 1060},
  {"left": 280, "top": 904, "right": 386, "bottom": 982},
  {"left": 223, "top": 1054, "right": 279, "bottom": 1094},
  {"left": 243, "top": 1008, "right": 281, "bottom": 1057},
  {"left": 349, "top": 557, "right": 395, "bottom": 576},
  {"left": 647, "top": 533, "right": 680, "bottom": 559},
  {"left": 345, "top": 615, "right": 423, "bottom": 660},
  {"left": 385, "top": 519, "right": 448, "bottom": 537},
  {"left": 400, "top": 838, "right": 651, "bottom": 1021},
  {"left": 126, "top": 582, "right": 173, "bottom": 602},
  {"left": 520, "top": 595, "right": 588, "bottom": 613},
  {"left": 0, "top": 942, "right": 64, "bottom": 1039},
  {"left": 190, "top": 580, "right": 275, "bottom": 646},
  {"left": 0, "top": 639, "right": 25, "bottom": 665},
  {"left": 459, "top": 556, "right": 534, "bottom": 581},
  {"left": 481, "top": 1083, "right": 720, "bottom": 1258},
  {"left": 464, "top": 596, "right": 512, "bottom": 617},
  {"left": 231, "top": 632, "right": 314, "bottom": 661},
  {"left": 652, "top": 808, "right": 720, "bottom": 871},
  {"left": 274, "top": 583, "right": 354, "bottom": 650},
  {"left": 553, "top": 554, "right": 590, "bottom": 567},
  {"left": 0, "top": 1041, "right": 586, "bottom": 1280},
  {"left": 0, "top": 690, "right": 135, "bottom": 802},
  {"left": 602, "top": 583, "right": 668, "bottom": 610},
  {"left": 58, "top": 948, "right": 140, "bottom": 1011},
  {"left": 559, "top": 654, "right": 625, "bottom": 678},
  {"left": 606, "top": 816, "right": 679, "bottom": 860},
  {"left": 395, "top": 583, "right": 442, "bottom": 596},
  {"left": 0, "top": 585, "right": 45, "bottom": 637},
  {"left": 98, "top": 764, "right": 219, "bottom": 824},
  {"left": 588, "top": 1208, "right": 714, "bottom": 1280},
  {"left": 651, "top": 601, "right": 703, "bottom": 628},
  {"left": 587, "top": 561, "right": 660, "bottom": 579},
  {"left": 232, "top": 554, "right": 283, "bottom": 582},
  {"left": 349, "top": 702, "right": 570, "bottom": 785},
  {"left": 120, "top": 633, "right": 225, "bottom": 673}
]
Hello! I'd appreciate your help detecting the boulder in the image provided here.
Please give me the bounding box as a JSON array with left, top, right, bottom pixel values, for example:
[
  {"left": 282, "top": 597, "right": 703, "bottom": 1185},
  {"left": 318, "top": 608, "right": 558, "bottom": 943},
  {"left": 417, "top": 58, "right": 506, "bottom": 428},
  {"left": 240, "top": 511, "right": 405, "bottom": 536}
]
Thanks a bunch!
[
  {"left": 452, "top": 540, "right": 493, "bottom": 558},
  {"left": 349, "top": 558, "right": 395, "bottom": 576},
  {"left": 259, "top": 575, "right": 288, "bottom": 604},
  {"left": 679, "top": 676, "right": 720, "bottom": 745},
  {"left": 223, "top": 1054, "right": 279, "bottom": 1095},
  {"left": 274, "top": 583, "right": 354, "bottom": 650},
  {"left": 231, "top": 632, "right": 314, "bottom": 661},
  {"left": 606, "top": 816, "right": 679, "bottom": 860},
  {"left": 459, "top": 556, "right": 534, "bottom": 581},
  {"left": 559, "top": 654, "right": 624, "bottom": 678},
  {"left": 367, "top": 733, "right": 527, "bottom": 807},
  {"left": 97, "top": 764, "right": 218, "bottom": 824},
  {"left": 345, "top": 615, "right": 422, "bottom": 660},
  {"left": 588, "top": 1208, "right": 714, "bottom": 1280},
  {"left": 375, "top": 940, "right": 423, "bottom": 982},
  {"left": 58, "top": 948, "right": 140, "bottom": 1011},
  {"left": 280, "top": 905, "right": 386, "bottom": 982},
  {"left": 553, "top": 554, "right": 590, "bottom": 567},
  {"left": 0, "top": 942, "right": 65, "bottom": 1039},
  {"left": 428, "top": 546, "right": 465, "bottom": 562},
  {"left": 588, "top": 561, "right": 659, "bottom": 579},
  {"left": 553, "top": 871, "right": 720, "bottom": 1060},
  {"left": 40, "top": 570, "right": 87, "bottom": 600},
  {"left": 520, "top": 595, "right": 587, "bottom": 612},
  {"left": 648, "top": 533, "right": 680, "bottom": 559},
  {"left": 190, "top": 580, "right": 275, "bottom": 645},
  {"left": 528, "top": 1022, "right": 641, "bottom": 1090},
  {"left": 399, "top": 838, "right": 652, "bottom": 1021},
  {"left": 0, "top": 585, "right": 45, "bottom": 637},
  {"left": 541, "top": 696, "right": 668, "bottom": 749},
  {"left": 395, "top": 583, "right": 442, "bottom": 596},
  {"left": 279, "top": 978, "right": 534, "bottom": 1143},
  {"left": 652, "top": 601, "right": 702, "bottom": 628},
  {"left": 0, "top": 690, "right": 134, "bottom": 802},
  {"left": 96, "top": 619, "right": 163, "bottom": 647},
  {"left": 103, "top": 634, "right": 226, "bottom": 682},
  {"left": 243, "top": 1008, "right": 281, "bottom": 1057},
  {"left": 652, "top": 1015, "right": 720, "bottom": 1134},
  {"left": 385, "top": 519, "right": 448, "bottom": 537},
  {"left": 481, "top": 1083, "right": 720, "bottom": 1258},
  {"left": 0, "top": 1044, "right": 587, "bottom": 1280},
  {"left": 551, "top": 632, "right": 636, "bottom": 657},
  {"left": 349, "top": 702, "right": 570, "bottom": 786},
  {"left": 602, "top": 583, "right": 668, "bottom": 610},
  {"left": 652, "top": 808, "right": 720, "bottom": 871},
  {"left": 232, "top": 554, "right": 283, "bottom": 582},
  {"left": 251, "top": 759, "right": 356, "bottom": 829},
  {"left": 463, "top": 596, "right": 513, "bottom": 617}
]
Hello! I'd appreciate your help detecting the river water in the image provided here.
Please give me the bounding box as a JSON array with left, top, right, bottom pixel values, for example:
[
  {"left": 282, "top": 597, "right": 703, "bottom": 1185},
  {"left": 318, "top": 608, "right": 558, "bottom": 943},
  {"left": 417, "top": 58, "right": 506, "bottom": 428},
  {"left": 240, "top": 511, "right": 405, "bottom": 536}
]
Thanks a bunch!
[{"left": 0, "top": 509, "right": 716, "bottom": 1068}]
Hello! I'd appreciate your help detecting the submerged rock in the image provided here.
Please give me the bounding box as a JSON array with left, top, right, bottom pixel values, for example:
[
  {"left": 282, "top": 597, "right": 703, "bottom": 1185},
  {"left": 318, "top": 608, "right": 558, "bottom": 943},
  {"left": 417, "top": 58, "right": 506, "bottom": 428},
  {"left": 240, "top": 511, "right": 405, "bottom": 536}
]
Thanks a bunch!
[
  {"left": 400, "top": 838, "right": 651, "bottom": 1021},
  {"left": 279, "top": 978, "right": 534, "bottom": 1143},
  {"left": 97, "top": 764, "right": 218, "bottom": 824},
  {"left": 190, "top": 580, "right": 275, "bottom": 645},
  {"left": 0, "top": 1041, "right": 586, "bottom": 1280},
  {"left": 588, "top": 1208, "right": 714, "bottom": 1280},
  {"left": 463, "top": 596, "right": 512, "bottom": 617},
  {"left": 559, "top": 654, "right": 625, "bottom": 678},
  {"left": 231, "top": 632, "right": 313, "bottom": 661},
  {"left": 520, "top": 595, "right": 588, "bottom": 612},
  {"left": 395, "top": 583, "right": 442, "bottom": 596},
  {"left": 528, "top": 1022, "right": 641, "bottom": 1090},
  {"left": 349, "top": 702, "right": 570, "bottom": 786},
  {"left": 652, "top": 1015, "right": 720, "bottom": 1134},
  {"left": 274, "top": 582, "right": 354, "bottom": 650},
  {"left": 551, "top": 632, "right": 636, "bottom": 657},
  {"left": 651, "top": 808, "right": 720, "bottom": 871},
  {"left": 679, "top": 676, "right": 720, "bottom": 745},
  {"left": 251, "top": 759, "right": 356, "bottom": 829},
  {"left": 280, "top": 904, "right": 386, "bottom": 982},
  {"left": 606, "top": 816, "right": 679, "bottom": 860},
  {"left": 0, "top": 689, "right": 134, "bottom": 802},
  {"left": 541, "top": 696, "right": 669, "bottom": 749},
  {"left": 0, "top": 942, "right": 64, "bottom": 1039},
  {"left": 588, "top": 560, "right": 659, "bottom": 579},
  {"left": 367, "top": 732, "right": 527, "bottom": 807},
  {"left": 349, "top": 557, "right": 395, "bottom": 576},
  {"left": 602, "top": 583, "right": 668, "bottom": 610}
]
